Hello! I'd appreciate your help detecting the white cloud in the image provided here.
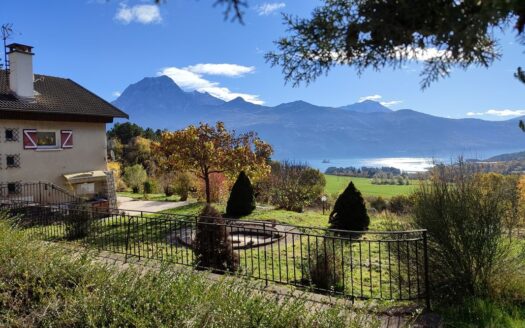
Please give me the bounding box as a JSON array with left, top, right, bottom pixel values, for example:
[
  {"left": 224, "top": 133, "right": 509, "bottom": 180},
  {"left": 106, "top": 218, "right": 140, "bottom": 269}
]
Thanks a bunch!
[
  {"left": 486, "top": 109, "right": 525, "bottom": 117},
  {"left": 358, "top": 94, "right": 402, "bottom": 107},
  {"left": 115, "top": 4, "right": 162, "bottom": 24},
  {"left": 467, "top": 109, "right": 525, "bottom": 117},
  {"left": 159, "top": 66, "right": 264, "bottom": 105},
  {"left": 380, "top": 100, "right": 403, "bottom": 107},
  {"left": 358, "top": 95, "right": 382, "bottom": 102},
  {"left": 185, "top": 64, "right": 255, "bottom": 77},
  {"left": 391, "top": 46, "right": 449, "bottom": 62},
  {"left": 160, "top": 67, "right": 212, "bottom": 90},
  {"left": 112, "top": 91, "right": 121, "bottom": 98},
  {"left": 256, "top": 2, "right": 286, "bottom": 16},
  {"left": 408, "top": 47, "right": 447, "bottom": 61},
  {"left": 466, "top": 112, "right": 484, "bottom": 116}
]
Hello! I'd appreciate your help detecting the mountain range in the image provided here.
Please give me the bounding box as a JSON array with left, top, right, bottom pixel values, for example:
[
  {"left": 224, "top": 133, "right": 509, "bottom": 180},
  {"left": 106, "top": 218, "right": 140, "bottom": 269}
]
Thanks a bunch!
[{"left": 112, "top": 76, "right": 525, "bottom": 159}]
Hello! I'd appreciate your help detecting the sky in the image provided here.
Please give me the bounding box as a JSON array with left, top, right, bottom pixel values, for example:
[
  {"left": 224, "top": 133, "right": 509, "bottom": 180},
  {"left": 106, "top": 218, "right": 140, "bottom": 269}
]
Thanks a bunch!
[{"left": 2, "top": 0, "right": 524, "bottom": 120}]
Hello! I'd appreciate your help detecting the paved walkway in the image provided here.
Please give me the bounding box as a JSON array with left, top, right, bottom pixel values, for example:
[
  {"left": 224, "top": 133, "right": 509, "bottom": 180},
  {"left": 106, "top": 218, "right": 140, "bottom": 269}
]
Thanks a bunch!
[{"left": 117, "top": 196, "right": 191, "bottom": 215}]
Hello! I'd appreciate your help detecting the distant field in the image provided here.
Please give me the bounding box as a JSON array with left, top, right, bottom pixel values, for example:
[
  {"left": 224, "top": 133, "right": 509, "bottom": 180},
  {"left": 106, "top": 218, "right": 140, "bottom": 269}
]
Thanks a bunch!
[{"left": 324, "top": 175, "right": 419, "bottom": 198}]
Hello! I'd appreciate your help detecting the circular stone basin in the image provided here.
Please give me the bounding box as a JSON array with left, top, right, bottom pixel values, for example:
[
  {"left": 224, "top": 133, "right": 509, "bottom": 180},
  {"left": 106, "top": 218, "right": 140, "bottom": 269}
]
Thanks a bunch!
[{"left": 169, "top": 221, "right": 293, "bottom": 250}]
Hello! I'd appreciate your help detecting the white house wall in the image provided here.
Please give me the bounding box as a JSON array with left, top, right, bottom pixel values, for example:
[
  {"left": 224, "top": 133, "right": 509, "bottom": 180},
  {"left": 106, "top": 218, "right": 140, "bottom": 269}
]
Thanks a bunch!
[{"left": 0, "top": 119, "right": 107, "bottom": 188}]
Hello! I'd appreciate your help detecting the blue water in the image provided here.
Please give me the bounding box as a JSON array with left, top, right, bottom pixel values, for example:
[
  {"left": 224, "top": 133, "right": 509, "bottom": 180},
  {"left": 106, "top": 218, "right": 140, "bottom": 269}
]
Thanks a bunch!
[
  {"left": 306, "top": 157, "right": 436, "bottom": 173},
  {"left": 302, "top": 149, "right": 525, "bottom": 173}
]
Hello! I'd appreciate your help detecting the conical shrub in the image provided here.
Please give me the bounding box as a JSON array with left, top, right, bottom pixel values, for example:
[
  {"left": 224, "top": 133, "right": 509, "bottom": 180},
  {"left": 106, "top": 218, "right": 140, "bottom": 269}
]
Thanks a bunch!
[
  {"left": 226, "top": 171, "right": 256, "bottom": 217},
  {"left": 329, "top": 182, "right": 370, "bottom": 231}
]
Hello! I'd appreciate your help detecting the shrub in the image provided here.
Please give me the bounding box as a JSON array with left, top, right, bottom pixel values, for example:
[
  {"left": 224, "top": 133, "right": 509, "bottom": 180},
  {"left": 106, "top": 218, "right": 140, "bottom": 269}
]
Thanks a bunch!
[
  {"left": 329, "top": 182, "right": 370, "bottom": 231},
  {"left": 388, "top": 195, "right": 413, "bottom": 214},
  {"left": 368, "top": 196, "right": 387, "bottom": 212},
  {"left": 173, "top": 171, "right": 195, "bottom": 201},
  {"left": 253, "top": 175, "right": 273, "bottom": 204},
  {"left": 63, "top": 205, "right": 92, "bottom": 240},
  {"left": 411, "top": 161, "right": 524, "bottom": 302},
  {"left": 116, "top": 179, "right": 128, "bottom": 192},
  {"left": 440, "top": 297, "right": 525, "bottom": 327},
  {"left": 164, "top": 185, "right": 175, "bottom": 197},
  {"left": 107, "top": 161, "right": 127, "bottom": 191},
  {"left": 197, "top": 172, "right": 229, "bottom": 203},
  {"left": 304, "top": 239, "right": 343, "bottom": 292},
  {"left": 143, "top": 180, "right": 153, "bottom": 194},
  {"left": 269, "top": 161, "right": 326, "bottom": 212},
  {"left": 226, "top": 171, "right": 256, "bottom": 217},
  {"left": 194, "top": 205, "right": 239, "bottom": 273},
  {"left": 123, "top": 164, "right": 147, "bottom": 193}
]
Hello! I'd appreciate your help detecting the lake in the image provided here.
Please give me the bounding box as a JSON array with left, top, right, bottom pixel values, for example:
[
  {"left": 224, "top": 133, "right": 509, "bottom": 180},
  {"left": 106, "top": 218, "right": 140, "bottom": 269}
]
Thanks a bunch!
[
  {"left": 295, "top": 148, "right": 524, "bottom": 173},
  {"left": 306, "top": 157, "right": 437, "bottom": 173}
]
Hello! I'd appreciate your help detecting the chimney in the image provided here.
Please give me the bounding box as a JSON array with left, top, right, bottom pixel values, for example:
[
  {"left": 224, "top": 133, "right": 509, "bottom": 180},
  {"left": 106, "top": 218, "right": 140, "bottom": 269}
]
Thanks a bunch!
[{"left": 7, "top": 43, "right": 35, "bottom": 99}]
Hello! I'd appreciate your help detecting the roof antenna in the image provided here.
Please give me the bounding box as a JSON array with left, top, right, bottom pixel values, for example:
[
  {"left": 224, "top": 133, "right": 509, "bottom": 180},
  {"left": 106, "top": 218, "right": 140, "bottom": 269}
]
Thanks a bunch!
[{"left": 1, "top": 23, "right": 13, "bottom": 72}]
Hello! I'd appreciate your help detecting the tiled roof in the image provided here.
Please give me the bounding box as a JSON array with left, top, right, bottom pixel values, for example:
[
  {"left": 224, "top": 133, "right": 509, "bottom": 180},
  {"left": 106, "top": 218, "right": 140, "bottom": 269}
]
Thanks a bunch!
[{"left": 0, "top": 70, "right": 128, "bottom": 119}]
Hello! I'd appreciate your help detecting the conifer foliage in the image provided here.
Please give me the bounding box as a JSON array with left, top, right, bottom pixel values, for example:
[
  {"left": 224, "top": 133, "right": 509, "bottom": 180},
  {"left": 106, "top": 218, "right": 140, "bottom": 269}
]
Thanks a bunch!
[
  {"left": 226, "top": 171, "right": 256, "bottom": 217},
  {"left": 329, "top": 182, "right": 370, "bottom": 231},
  {"left": 194, "top": 204, "right": 239, "bottom": 273}
]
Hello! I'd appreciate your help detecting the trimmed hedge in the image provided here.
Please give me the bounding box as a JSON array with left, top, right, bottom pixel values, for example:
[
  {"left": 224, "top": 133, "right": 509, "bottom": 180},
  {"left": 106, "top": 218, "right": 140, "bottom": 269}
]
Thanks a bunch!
[
  {"left": 329, "top": 182, "right": 370, "bottom": 231},
  {"left": 226, "top": 171, "right": 256, "bottom": 217}
]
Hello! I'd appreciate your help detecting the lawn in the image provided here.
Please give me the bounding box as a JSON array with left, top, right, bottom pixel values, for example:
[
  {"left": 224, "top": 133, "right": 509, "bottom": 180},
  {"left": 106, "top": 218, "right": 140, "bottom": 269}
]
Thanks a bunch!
[
  {"left": 160, "top": 201, "right": 397, "bottom": 230},
  {"left": 162, "top": 202, "right": 335, "bottom": 227},
  {"left": 118, "top": 175, "right": 417, "bottom": 204},
  {"left": 324, "top": 175, "right": 419, "bottom": 198},
  {"left": 24, "top": 206, "right": 420, "bottom": 302}
]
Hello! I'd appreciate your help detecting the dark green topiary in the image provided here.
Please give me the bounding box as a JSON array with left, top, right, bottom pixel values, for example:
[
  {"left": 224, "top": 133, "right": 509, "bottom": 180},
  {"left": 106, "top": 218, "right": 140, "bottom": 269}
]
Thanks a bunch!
[
  {"left": 226, "top": 171, "right": 256, "bottom": 217},
  {"left": 329, "top": 182, "right": 370, "bottom": 231}
]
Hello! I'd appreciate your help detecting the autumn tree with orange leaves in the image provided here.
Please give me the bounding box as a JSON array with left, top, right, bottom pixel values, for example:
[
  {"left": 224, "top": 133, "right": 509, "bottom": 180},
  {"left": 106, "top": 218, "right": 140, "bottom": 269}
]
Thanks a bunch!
[{"left": 154, "top": 122, "right": 273, "bottom": 203}]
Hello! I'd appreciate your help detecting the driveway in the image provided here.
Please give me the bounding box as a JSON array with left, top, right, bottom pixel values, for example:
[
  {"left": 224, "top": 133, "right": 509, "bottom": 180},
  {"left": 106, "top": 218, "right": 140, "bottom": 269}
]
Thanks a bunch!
[{"left": 117, "top": 196, "right": 191, "bottom": 215}]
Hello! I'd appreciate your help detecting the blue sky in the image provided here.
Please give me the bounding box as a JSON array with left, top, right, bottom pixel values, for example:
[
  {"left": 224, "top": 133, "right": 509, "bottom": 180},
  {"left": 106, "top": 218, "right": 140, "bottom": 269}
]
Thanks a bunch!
[{"left": 2, "top": 0, "right": 524, "bottom": 120}]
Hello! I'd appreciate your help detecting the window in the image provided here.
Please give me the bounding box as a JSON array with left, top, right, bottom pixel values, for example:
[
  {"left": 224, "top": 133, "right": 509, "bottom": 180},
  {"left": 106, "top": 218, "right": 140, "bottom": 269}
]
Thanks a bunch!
[
  {"left": 23, "top": 129, "right": 72, "bottom": 150},
  {"left": 5, "top": 128, "right": 18, "bottom": 142},
  {"left": 76, "top": 183, "right": 95, "bottom": 195},
  {"left": 36, "top": 131, "right": 58, "bottom": 147},
  {"left": 6, "top": 154, "right": 20, "bottom": 168},
  {"left": 7, "top": 183, "right": 19, "bottom": 195}
]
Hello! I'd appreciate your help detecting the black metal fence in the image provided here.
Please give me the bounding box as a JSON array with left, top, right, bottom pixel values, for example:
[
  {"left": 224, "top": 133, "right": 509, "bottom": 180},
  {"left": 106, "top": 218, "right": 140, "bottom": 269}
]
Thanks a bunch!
[
  {"left": 1, "top": 202, "right": 430, "bottom": 307},
  {"left": 0, "top": 182, "right": 82, "bottom": 205}
]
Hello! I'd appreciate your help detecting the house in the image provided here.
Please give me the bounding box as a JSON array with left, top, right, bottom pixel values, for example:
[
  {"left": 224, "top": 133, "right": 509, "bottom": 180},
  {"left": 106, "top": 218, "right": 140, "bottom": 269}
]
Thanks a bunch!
[{"left": 0, "top": 43, "right": 128, "bottom": 205}]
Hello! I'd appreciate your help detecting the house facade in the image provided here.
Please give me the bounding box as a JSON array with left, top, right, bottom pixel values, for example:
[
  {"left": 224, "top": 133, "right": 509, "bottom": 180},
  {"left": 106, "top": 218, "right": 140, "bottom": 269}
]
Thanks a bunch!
[{"left": 0, "top": 43, "right": 128, "bottom": 204}]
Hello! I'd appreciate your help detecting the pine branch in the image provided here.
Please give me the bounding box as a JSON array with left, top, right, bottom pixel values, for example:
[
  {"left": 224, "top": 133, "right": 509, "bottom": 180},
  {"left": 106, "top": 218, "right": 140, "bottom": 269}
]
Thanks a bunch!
[{"left": 515, "top": 67, "right": 525, "bottom": 84}]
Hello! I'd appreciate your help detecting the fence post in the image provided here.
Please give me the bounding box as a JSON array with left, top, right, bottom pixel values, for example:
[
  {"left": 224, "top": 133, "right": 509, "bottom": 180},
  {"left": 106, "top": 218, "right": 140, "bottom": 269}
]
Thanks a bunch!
[
  {"left": 422, "top": 230, "right": 431, "bottom": 310},
  {"left": 38, "top": 181, "right": 42, "bottom": 204},
  {"left": 263, "top": 222, "right": 268, "bottom": 287},
  {"left": 124, "top": 216, "right": 132, "bottom": 263}
]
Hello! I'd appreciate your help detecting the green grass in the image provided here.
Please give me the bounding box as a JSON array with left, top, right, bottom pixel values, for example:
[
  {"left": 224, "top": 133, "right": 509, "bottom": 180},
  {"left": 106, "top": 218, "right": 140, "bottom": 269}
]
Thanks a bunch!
[
  {"left": 162, "top": 202, "right": 333, "bottom": 228},
  {"left": 21, "top": 203, "right": 415, "bottom": 301},
  {"left": 0, "top": 221, "right": 376, "bottom": 327},
  {"left": 324, "top": 175, "right": 418, "bottom": 198},
  {"left": 119, "top": 174, "right": 417, "bottom": 203},
  {"left": 439, "top": 298, "right": 525, "bottom": 327}
]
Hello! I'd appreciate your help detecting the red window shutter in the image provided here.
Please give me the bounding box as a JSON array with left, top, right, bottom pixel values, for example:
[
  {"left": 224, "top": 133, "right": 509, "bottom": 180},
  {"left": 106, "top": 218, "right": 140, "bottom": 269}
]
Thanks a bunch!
[
  {"left": 23, "top": 129, "right": 37, "bottom": 149},
  {"left": 61, "top": 130, "right": 73, "bottom": 148}
]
